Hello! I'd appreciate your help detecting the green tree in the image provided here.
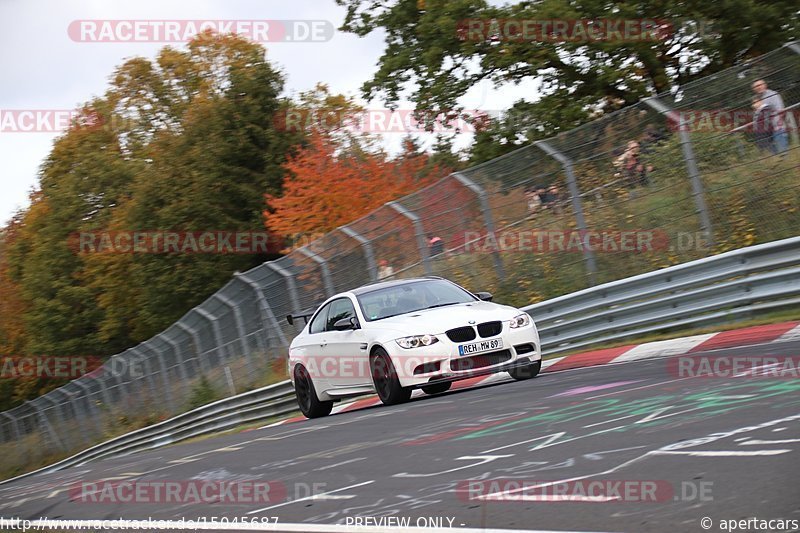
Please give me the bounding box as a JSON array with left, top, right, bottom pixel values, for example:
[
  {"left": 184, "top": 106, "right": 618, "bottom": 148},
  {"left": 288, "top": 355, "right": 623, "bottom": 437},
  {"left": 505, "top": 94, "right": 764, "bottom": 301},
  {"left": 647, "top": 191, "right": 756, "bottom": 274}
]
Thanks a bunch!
[
  {"left": 85, "top": 33, "right": 291, "bottom": 344},
  {"left": 336, "top": 0, "right": 799, "bottom": 160},
  {"left": 3, "top": 32, "right": 294, "bottom": 359}
]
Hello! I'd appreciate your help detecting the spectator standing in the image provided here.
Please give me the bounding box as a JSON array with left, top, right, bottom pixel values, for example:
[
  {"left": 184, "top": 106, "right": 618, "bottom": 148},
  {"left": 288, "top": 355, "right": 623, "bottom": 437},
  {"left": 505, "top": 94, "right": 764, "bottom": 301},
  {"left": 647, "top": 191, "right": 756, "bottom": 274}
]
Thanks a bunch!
[
  {"left": 546, "top": 185, "right": 564, "bottom": 214},
  {"left": 616, "top": 140, "right": 652, "bottom": 187},
  {"left": 525, "top": 186, "right": 542, "bottom": 216},
  {"left": 377, "top": 259, "right": 394, "bottom": 280},
  {"left": 752, "top": 96, "right": 774, "bottom": 152},
  {"left": 428, "top": 235, "right": 445, "bottom": 256},
  {"left": 752, "top": 79, "right": 788, "bottom": 154}
]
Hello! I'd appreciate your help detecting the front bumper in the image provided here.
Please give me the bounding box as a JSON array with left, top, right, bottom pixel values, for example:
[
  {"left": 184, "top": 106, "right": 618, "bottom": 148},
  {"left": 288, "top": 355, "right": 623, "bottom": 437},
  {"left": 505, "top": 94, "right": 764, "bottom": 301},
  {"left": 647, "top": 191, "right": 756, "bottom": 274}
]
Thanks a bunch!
[{"left": 389, "top": 323, "right": 541, "bottom": 388}]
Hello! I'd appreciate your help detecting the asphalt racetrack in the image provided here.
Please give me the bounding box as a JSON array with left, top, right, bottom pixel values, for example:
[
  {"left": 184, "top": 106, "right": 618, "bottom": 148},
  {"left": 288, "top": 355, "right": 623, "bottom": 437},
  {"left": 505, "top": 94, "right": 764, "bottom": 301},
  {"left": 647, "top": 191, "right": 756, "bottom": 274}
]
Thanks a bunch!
[{"left": 2, "top": 339, "right": 799, "bottom": 533}]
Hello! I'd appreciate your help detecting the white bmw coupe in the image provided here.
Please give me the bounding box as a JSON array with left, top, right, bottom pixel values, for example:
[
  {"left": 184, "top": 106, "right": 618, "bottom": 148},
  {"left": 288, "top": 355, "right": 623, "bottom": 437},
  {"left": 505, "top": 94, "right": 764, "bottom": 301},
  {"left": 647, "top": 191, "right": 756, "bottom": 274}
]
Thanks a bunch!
[{"left": 287, "top": 277, "right": 541, "bottom": 418}]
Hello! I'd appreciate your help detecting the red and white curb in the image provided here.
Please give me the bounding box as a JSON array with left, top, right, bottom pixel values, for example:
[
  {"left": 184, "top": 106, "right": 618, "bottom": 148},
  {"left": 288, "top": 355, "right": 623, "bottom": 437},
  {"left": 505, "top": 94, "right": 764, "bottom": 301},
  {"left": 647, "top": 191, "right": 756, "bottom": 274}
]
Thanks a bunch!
[{"left": 264, "top": 321, "right": 800, "bottom": 428}]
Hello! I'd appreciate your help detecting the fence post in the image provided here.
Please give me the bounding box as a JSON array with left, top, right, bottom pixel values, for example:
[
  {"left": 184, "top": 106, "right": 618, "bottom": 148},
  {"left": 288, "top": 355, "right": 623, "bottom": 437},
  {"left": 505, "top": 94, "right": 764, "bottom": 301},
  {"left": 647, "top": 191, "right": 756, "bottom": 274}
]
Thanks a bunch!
[
  {"left": 176, "top": 321, "right": 208, "bottom": 374},
  {"left": 452, "top": 172, "right": 505, "bottom": 280},
  {"left": 161, "top": 333, "right": 191, "bottom": 386},
  {"left": 130, "top": 346, "right": 159, "bottom": 400},
  {"left": 141, "top": 341, "right": 175, "bottom": 413},
  {"left": 643, "top": 96, "right": 715, "bottom": 246},
  {"left": 534, "top": 140, "right": 598, "bottom": 285},
  {"left": 339, "top": 226, "right": 378, "bottom": 282},
  {"left": 58, "top": 388, "right": 92, "bottom": 446},
  {"left": 0, "top": 412, "right": 20, "bottom": 441},
  {"left": 297, "top": 246, "right": 336, "bottom": 298},
  {"left": 30, "top": 398, "right": 67, "bottom": 451},
  {"left": 193, "top": 307, "right": 228, "bottom": 366},
  {"left": 386, "top": 201, "right": 432, "bottom": 275},
  {"left": 234, "top": 272, "right": 289, "bottom": 349},
  {"left": 108, "top": 353, "right": 134, "bottom": 411},
  {"left": 266, "top": 262, "right": 302, "bottom": 315},
  {"left": 94, "top": 372, "right": 114, "bottom": 409},
  {"left": 73, "top": 380, "right": 104, "bottom": 437},
  {"left": 213, "top": 293, "right": 254, "bottom": 373}
]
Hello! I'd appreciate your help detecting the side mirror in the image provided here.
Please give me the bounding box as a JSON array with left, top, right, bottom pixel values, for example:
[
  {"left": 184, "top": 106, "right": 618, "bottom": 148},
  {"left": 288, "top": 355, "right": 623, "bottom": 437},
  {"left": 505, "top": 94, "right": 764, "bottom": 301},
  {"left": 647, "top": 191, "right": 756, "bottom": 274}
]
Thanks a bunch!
[
  {"left": 286, "top": 315, "right": 294, "bottom": 326},
  {"left": 333, "top": 317, "right": 359, "bottom": 331},
  {"left": 475, "top": 291, "right": 493, "bottom": 302}
]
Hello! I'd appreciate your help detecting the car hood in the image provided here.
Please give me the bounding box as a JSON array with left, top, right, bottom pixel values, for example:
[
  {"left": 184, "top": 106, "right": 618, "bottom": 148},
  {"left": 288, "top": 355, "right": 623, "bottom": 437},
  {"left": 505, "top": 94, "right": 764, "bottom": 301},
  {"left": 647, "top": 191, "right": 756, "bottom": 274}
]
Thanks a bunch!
[{"left": 366, "top": 301, "right": 523, "bottom": 334}]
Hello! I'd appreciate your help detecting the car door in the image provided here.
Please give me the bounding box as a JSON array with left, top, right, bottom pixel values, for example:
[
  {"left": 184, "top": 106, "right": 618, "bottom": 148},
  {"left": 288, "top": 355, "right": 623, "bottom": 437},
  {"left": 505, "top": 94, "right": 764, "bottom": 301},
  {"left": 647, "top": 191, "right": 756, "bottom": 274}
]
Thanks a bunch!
[
  {"left": 321, "top": 297, "right": 369, "bottom": 388},
  {"left": 299, "top": 301, "right": 333, "bottom": 391}
]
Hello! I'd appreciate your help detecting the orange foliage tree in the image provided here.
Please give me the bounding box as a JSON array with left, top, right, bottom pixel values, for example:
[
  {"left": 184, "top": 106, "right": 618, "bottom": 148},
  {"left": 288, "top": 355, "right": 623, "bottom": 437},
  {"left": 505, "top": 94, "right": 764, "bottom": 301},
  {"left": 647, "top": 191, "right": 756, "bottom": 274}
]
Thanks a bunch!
[{"left": 264, "top": 133, "right": 447, "bottom": 242}]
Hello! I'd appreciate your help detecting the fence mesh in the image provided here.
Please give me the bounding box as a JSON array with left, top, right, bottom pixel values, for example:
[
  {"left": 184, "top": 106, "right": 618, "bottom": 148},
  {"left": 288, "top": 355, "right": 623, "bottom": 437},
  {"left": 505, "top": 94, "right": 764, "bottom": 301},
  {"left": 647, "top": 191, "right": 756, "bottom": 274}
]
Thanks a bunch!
[{"left": 2, "top": 41, "right": 798, "bottom": 462}]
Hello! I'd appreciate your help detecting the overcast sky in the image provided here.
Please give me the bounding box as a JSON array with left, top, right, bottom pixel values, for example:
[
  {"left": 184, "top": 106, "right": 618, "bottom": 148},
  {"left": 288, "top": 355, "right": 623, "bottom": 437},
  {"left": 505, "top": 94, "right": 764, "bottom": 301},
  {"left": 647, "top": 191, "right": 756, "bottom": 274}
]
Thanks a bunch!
[{"left": 0, "top": 0, "right": 537, "bottom": 226}]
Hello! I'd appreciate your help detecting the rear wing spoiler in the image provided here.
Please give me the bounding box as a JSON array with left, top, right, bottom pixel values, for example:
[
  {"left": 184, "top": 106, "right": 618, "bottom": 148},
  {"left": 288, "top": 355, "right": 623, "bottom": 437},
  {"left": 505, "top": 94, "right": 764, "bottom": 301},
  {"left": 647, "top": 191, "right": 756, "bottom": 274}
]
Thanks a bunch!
[{"left": 286, "top": 310, "right": 315, "bottom": 326}]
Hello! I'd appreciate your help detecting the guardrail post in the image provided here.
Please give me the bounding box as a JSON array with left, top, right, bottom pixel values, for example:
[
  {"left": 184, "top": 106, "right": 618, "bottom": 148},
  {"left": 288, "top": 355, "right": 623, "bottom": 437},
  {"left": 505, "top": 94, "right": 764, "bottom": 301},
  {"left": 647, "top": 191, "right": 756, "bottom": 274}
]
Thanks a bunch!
[
  {"left": 339, "top": 226, "right": 378, "bottom": 282},
  {"left": 193, "top": 308, "right": 228, "bottom": 367},
  {"left": 176, "top": 322, "right": 208, "bottom": 374},
  {"left": 213, "top": 293, "right": 254, "bottom": 373},
  {"left": 643, "top": 96, "right": 715, "bottom": 246},
  {"left": 265, "top": 262, "right": 302, "bottom": 315},
  {"left": 234, "top": 272, "right": 289, "bottom": 349},
  {"left": 297, "top": 246, "right": 336, "bottom": 298},
  {"left": 534, "top": 140, "right": 598, "bottom": 285},
  {"left": 141, "top": 341, "right": 175, "bottom": 412},
  {"left": 453, "top": 172, "right": 505, "bottom": 280},
  {"left": 386, "top": 201, "right": 432, "bottom": 275}
]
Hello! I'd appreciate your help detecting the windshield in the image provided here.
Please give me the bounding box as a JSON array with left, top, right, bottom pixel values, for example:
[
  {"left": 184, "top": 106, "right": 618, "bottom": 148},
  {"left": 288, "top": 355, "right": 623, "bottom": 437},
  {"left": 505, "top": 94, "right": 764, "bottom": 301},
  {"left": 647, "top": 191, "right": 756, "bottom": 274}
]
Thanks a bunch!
[{"left": 357, "top": 279, "right": 477, "bottom": 321}]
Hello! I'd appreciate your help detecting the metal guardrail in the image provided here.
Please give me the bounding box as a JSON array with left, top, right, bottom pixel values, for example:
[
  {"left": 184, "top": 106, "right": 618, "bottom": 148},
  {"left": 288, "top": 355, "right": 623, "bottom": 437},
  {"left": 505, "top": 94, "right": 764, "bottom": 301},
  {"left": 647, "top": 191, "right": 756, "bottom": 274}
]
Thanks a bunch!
[
  {"left": 0, "top": 381, "right": 296, "bottom": 485},
  {"left": 524, "top": 236, "right": 800, "bottom": 353},
  {"left": 4, "top": 41, "right": 799, "bottom": 461},
  {"left": 3, "top": 237, "right": 798, "bottom": 485}
]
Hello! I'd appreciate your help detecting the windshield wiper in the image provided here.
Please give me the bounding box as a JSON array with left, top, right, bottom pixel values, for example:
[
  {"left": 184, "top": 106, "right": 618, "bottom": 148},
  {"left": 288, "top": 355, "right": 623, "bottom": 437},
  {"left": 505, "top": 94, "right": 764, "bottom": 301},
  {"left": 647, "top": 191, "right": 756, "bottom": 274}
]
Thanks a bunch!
[{"left": 424, "top": 302, "right": 462, "bottom": 310}]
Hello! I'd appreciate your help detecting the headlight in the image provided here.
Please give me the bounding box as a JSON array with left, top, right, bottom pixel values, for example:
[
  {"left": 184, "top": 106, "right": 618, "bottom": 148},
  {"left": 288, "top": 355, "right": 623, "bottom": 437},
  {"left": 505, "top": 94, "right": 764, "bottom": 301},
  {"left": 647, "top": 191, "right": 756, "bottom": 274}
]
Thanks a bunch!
[
  {"left": 509, "top": 313, "right": 531, "bottom": 328},
  {"left": 396, "top": 334, "right": 439, "bottom": 349}
]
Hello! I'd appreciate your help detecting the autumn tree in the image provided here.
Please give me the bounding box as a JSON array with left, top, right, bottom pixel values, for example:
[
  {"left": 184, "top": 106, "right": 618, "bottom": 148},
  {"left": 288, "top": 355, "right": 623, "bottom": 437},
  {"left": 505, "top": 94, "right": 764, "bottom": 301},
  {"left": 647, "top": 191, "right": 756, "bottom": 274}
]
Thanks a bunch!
[
  {"left": 264, "top": 132, "right": 447, "bottom": 242},
  {"left": 83, "top": 33, "right": 293, "bottom": 345},
  {"left": 2, "top": 32, "right": 295, "bottom": 362}
]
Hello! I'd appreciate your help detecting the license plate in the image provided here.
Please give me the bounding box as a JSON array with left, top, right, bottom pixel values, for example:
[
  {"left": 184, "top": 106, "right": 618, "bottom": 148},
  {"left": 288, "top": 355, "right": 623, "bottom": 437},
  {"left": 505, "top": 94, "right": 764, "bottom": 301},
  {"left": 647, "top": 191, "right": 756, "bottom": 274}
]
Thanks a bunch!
[{"left": 458, "top": 338, "right": 503, "bottom": 356}]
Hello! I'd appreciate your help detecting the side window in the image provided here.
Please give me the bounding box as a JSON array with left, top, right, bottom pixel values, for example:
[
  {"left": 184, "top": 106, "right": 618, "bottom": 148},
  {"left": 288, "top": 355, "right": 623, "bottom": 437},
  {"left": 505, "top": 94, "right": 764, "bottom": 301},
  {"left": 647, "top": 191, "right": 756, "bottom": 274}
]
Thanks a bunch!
[
  {"left": 326, "top": 298, "right": 357, "bottom": 331},
  {"left": 309, "top": 303, "right": 331, "bottom": 334}
]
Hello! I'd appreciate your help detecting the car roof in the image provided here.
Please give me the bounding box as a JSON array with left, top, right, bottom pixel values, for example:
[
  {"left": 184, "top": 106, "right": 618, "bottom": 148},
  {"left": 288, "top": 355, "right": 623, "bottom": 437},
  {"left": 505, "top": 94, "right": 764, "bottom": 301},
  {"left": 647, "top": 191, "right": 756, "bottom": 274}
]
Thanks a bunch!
[{"left": 349, "top": 276, "right": 445, "bottom": 296}]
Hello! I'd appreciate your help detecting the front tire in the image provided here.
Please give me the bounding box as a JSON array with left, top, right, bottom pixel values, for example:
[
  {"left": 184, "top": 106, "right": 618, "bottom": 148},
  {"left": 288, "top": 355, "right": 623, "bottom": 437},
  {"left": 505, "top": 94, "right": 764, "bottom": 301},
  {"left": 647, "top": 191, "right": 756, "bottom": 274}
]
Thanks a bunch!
[
  {"left": 370, "top": 348, "right": 412, "bottom": 405},
  {"left": 508, "top": 359, "right": 541, "bottom": 381},
  {"left": 294, "top": 364, "right": 333, "bottom": 418}
]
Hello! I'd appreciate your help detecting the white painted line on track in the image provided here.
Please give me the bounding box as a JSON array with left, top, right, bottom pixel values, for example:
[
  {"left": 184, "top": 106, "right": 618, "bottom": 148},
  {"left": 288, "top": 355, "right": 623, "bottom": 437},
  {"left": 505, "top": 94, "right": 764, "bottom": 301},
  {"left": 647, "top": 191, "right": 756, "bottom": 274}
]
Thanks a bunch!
[
  {"left": 652, "top": 449, "right": 792, "bottom": 456},
  {"left": 480, "top": 494, "right": 621, "bottom": 503},
  {"left": 740, "top": 438, "right": 800, "bottom": 445},
  {"left": 314, "top": 457, "right": 367, "bottom": 471},
  {"left": 24, "top": 519, "right": 620, "bottom": 533},
  {"left": 582, "top": 414, "right": 638, "bottom": 428},
  {"left": 246, "top": 480, "right": 375, "bottom": 513}
]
